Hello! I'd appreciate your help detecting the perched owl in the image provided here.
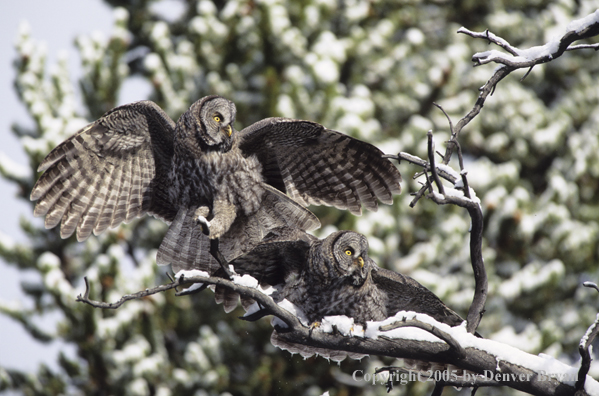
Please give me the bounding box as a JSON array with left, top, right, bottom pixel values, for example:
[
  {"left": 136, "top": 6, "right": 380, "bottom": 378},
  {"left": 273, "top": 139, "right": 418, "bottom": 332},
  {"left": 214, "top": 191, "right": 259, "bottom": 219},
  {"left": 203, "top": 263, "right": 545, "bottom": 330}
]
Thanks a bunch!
[
  {"left": 206, "top": 228, "right": 465, "bottom": 327},
  {"left": 30, "top": 96, "right": 402, "bottom": 267},
  {"left": 187, "top": 227, "right": 478, "bottom": 370},
  {"left": 217, "top": 228, "right": 469, "bottom": 362}
]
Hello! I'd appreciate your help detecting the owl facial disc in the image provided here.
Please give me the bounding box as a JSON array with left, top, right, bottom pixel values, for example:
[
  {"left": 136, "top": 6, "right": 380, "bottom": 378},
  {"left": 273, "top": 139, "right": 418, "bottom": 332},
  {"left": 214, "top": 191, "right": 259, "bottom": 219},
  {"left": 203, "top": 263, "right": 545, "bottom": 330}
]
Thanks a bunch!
[{"left": 195, "top": 95, "right": 236, "bottom": 151}]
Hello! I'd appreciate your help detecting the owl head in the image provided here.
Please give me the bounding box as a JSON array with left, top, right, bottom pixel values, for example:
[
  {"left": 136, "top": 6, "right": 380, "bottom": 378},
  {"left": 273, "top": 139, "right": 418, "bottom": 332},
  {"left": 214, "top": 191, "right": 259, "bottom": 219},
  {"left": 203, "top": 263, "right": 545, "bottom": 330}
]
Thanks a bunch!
[
  {"left": 182, "top": 95, "right": 237, "bottom": 152},
  {"left": 318, "top": 230, "right": 375, "bottom": 286}
]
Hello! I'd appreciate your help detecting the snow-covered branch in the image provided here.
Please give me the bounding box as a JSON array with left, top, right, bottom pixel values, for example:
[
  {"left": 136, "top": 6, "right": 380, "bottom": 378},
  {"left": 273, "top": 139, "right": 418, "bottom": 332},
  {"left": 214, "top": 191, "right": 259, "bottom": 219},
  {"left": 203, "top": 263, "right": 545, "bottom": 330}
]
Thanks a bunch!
[
  {"left": 75, "top": 273, "right": 599, "bottom": 395},
  {"left": 272, "top": 310, "right": 599, "bottom": 396},
  {"left": 438, "top": 10, "right": 599, "bottom": 165},
  {"left": 459, "top": 10, "right": 599, "bottom": 69}
]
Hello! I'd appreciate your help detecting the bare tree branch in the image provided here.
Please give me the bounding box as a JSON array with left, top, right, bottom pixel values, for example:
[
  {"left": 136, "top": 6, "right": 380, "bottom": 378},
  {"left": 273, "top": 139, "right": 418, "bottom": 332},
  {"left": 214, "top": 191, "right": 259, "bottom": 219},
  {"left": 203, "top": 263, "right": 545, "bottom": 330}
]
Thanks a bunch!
[
  {"left": 380, "top": 317, "right": 465, "bottom": 358},
  {"left": 75, "top": 273, "right": 597, "bottom": 395},
  {"left": 388, "top": 130, "right": 487, "bottom": 335},
  {"left": 576, "top": 282, "right": 599, "bottom": 393},
  {"left": 76, "top": 276, "right": 181, "bottom": 309},
  {"left": 438, "top": 10, "right": 599, "bottom": 164}
]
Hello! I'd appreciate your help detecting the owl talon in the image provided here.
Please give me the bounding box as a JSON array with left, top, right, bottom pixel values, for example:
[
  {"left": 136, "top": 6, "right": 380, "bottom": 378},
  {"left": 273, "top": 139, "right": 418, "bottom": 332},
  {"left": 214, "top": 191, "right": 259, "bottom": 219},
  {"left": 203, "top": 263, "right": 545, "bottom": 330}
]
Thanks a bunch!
[
  {"left": 197, "top": 215, "right": 211, "bottom": 236},
  {"left": 308, "top": 321, "right": 321, "bottom": 336}
]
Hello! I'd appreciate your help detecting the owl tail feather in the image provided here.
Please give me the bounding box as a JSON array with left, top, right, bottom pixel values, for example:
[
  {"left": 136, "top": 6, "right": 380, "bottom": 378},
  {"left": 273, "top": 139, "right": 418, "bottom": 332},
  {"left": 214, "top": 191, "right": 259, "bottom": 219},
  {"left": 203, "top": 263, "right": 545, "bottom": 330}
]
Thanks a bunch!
[
  {"left": 156, "top": 207, "right": 220, "bottom": 274},
  {"left": 156, "top": 183, "right": 320, "bottom": 314},
  {"left": 214, "top": 285, "right": 239, "bottom": 313}
]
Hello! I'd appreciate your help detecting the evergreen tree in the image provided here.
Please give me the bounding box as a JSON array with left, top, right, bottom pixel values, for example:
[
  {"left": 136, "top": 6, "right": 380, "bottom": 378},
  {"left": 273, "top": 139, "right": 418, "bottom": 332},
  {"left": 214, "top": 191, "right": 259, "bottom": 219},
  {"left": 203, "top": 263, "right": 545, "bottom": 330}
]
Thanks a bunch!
[{"left": 1, "top": 1, "right": 599, "bottom": 395}]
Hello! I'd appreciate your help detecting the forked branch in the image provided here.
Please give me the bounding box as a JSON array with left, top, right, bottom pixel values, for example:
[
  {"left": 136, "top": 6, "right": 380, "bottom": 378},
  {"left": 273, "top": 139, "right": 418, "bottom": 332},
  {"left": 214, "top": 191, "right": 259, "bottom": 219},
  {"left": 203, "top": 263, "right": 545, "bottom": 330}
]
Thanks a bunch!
[
  {"left": 439, "top": 10, "right": 599, "bottom": 164},
  {"left": 75, "top": 273, "right": 595, "bottom": 395}
]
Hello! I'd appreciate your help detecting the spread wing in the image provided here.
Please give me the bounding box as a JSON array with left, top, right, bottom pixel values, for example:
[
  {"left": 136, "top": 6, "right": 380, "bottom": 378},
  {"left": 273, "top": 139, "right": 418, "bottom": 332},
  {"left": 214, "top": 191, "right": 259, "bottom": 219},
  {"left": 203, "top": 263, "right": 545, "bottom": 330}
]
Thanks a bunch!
[
  {"left": 372, "top": 267, "right": 466, "bottom": 327},
  {"left": 238, "top": 118, "right": 402, "bottom": 215},
  {"left": 30, "top": 100, "right": 177, "bottom": 241}
]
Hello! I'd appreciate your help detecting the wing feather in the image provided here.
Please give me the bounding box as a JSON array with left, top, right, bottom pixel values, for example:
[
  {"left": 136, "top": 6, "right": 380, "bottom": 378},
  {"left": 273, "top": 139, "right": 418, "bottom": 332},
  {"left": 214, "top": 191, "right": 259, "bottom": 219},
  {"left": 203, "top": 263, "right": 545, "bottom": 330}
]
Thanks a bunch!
[
  {"left": 77, "top": 170, "right": 109, "bottom": 240},
  {"left": 30, "top": 101, "right": 176, "bottom": 240},
  {"left": 59, "top": 169, "right": 101, "bottom": 239},
  {"left": 239, "top": 118, "right": 401, "bottom": 215},
  {"left": 110, "top": 157, "right": 132, "bottom": 229},
  {"left": 125, "top": 153, "right": 142, "bottom": 223},
  {"left": 373, "top": 267, "right": 465, "bottom": 327},
  {"left": 95, "top": 160, "right": 123, "bottom": 235}
]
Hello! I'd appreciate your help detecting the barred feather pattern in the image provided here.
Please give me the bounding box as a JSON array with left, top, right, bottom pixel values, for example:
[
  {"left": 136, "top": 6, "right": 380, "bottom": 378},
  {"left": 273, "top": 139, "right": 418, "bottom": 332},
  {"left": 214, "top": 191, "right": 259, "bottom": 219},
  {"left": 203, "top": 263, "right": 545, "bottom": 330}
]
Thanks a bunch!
[
  {"left": 220, "top": 230, "right": 468, "bottom": 364},
  {"left": 239, "top": 118, "right": 402, "bottom": 215},
  {"left": 31, "top": 95, "right": 401, "bottom": 276},
  {"left": 30, "top": 101, "right": 176, "bottom": 241}
]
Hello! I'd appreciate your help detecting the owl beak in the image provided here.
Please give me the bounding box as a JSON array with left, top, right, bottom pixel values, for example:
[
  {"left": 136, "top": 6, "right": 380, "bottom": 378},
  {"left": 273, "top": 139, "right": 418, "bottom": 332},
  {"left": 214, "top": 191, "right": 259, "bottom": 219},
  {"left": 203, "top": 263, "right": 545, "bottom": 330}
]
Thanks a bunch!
[
  {"left": 354, "top": 257, "right": 364, "bottom": 268},
  {"left": 225, "top": 125, "right": 232, "bottom": 137},
  {"left": 349, "top": 256, "right": 367, "bottom": 286}
]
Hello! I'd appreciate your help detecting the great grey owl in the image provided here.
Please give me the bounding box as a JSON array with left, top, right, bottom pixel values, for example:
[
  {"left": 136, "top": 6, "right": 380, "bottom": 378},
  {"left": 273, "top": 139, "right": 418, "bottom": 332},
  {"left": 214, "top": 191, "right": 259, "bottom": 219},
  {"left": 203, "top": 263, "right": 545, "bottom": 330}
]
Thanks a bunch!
[
  {"left": 196, "top": 228, "right": 468, "bottom": 361},
  {"left": 30, "top": 96, "right": 402, "bottom": 267},
  {"left": 204, "top": 228, "right": 465, "bottom": 327}
]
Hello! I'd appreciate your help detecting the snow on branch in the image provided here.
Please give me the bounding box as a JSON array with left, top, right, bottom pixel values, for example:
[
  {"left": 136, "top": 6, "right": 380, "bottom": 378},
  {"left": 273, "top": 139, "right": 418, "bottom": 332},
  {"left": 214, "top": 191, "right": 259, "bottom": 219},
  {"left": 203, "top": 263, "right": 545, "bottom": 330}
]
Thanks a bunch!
[
  {"left": 459, "top": 10, "right": 599, "bottom": 69},
  {"left": 75, "top": 272, "right": 599, "bottom": 395},
  {"left": 436, "top": 10, "right": 599, "bottom": 164}
]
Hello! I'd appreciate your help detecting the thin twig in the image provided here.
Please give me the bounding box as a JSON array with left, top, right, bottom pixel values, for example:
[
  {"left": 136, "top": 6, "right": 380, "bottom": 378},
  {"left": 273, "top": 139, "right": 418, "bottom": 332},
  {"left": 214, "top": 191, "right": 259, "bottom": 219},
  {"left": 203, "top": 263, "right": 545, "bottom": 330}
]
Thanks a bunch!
[
  {"left": 76, "top": 276, "right": 181, "bottom": 309},
  {"left": 433, "top": 102, "right": 454, "bottom": 145},
  {"left": 427, "top": 131, "right": 445, "bottom": 195},
  {"left": 379, "top": 317, "right": 465, "bottom": 358},
  {"left": 576, "top": 282, "right": 599, "bottom": 392},
  {"left": 410, "top": 184, "right": 429, "bottom": 208}
]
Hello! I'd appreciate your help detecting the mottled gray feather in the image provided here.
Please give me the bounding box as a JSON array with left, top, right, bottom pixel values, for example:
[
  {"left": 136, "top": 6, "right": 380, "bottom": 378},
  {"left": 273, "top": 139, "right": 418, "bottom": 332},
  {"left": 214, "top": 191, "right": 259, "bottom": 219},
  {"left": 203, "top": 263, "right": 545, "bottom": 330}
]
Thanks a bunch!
[
  {"left": 31, "top": 95, "right": 400, "bottom": 275},
  {"left": 239, "top": 118, "right": 402, "bottom": 215},
  {"left": 226, "top": 229, "right": 467, "bottom": 361},
  {"left": 31, "top": 100, "right": 177, "bottom": 242}
]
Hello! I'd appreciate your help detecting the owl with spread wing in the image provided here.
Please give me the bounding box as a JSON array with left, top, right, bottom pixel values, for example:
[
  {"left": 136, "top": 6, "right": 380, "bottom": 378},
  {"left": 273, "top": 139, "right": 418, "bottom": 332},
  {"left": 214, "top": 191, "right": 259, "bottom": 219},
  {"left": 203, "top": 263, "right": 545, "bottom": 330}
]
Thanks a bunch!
[{"left": 30, "top": 96, "right": 402, "bottom": 268}]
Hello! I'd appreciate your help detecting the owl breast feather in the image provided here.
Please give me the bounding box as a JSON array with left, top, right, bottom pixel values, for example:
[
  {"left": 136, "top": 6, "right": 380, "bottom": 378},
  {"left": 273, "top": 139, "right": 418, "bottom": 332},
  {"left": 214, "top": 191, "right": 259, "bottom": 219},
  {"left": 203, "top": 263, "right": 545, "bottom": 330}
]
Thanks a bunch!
[{"left": 172, "top": 149, "right": 265, "bottom": 216}]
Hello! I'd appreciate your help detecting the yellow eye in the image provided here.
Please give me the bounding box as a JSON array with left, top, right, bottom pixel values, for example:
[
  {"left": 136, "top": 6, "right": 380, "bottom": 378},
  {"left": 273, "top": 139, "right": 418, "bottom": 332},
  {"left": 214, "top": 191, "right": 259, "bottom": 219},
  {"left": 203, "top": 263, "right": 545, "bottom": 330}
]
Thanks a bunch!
[
  {"left": 344, "top": 249, "right": 353, "bottom": 256},
  {"left": 213, "top": 115, "right": 222, "bottom": 123}
]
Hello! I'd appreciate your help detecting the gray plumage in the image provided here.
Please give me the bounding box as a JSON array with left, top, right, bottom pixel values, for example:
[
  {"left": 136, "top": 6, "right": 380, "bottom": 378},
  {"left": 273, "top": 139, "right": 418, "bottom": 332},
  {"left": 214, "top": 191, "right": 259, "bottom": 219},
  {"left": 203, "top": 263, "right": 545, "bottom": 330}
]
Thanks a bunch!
[
  {"left": 30, "top": 96, "right": 402, "bottom": 269},
  {"left": 220, "top": 229, "right": 468, "bottom": 361},
  {"left": 224, "top": 229, "right": 465, "bottom": 326}
]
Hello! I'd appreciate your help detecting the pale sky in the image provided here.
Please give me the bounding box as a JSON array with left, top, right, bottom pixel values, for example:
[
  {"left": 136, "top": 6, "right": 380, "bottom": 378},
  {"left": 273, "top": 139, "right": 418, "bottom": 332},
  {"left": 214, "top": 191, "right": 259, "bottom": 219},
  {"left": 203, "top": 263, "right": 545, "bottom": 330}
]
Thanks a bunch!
[{"left": 0, "top": 0, "right": 119, "bottom": 372}]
